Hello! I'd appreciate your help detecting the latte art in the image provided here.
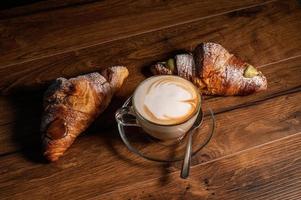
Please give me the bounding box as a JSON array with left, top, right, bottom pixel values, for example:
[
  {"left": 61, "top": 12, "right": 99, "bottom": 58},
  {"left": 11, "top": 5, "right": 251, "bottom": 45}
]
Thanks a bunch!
[
  {"left": 144, "top": 79, "right": 196, "bottom": 121},
  {"left": 133, "top": 76, "right": 199, "bottom": 125}
]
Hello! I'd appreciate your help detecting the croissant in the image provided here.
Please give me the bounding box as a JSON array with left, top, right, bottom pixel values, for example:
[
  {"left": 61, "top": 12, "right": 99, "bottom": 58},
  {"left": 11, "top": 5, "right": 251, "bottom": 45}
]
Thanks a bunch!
[
  {"left": 151, "top": 42, "right": 267, "bottom": 95},
  {"left": 40, "top": 66, "right": 129, "bottom": 161}
]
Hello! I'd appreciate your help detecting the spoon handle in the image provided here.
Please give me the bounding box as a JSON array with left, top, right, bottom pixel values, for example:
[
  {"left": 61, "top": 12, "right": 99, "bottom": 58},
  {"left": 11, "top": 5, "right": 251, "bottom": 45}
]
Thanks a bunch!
[{"left": 180, "top": 131, "right": 193, "bottom": 179}]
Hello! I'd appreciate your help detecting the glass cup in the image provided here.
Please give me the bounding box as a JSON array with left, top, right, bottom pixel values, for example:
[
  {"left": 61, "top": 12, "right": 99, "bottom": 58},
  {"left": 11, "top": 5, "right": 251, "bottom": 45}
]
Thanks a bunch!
[{"left": 115, "top": 75, "right": 201, "bottom": 141}]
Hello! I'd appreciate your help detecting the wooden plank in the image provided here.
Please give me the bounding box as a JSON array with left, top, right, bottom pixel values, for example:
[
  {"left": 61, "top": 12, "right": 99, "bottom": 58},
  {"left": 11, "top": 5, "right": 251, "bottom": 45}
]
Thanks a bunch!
[
  {"left": 0, "top": 0, "right": 268, "bottom": 67},
  {"left": 1, "top": 0, "right": 300, "bottom": 93},
  {"left": 0, "top": 86, "right": 300, "bottom": 199},
  {"left": 1, "top": 55, "right": 301, "bottom": 155},
  {"left": 97, "top": 132, "right": 301, "bottom": 200}
]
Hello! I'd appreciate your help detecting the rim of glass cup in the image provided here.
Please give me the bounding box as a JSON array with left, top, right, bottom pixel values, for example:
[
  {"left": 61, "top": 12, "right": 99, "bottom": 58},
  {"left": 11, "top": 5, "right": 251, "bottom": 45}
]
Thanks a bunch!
[{"left": 131, "top": 75, "right": 202, "bottom": 127}]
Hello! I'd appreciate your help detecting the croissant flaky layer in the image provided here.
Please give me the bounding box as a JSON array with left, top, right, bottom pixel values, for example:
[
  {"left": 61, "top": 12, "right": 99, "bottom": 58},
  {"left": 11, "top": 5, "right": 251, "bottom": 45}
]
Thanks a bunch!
[
  {"left": 151, "top": 42, "right": 267, "bottom": 96},
  {"left": 41, "top": 66, "right": 129, "bottom": 161}
]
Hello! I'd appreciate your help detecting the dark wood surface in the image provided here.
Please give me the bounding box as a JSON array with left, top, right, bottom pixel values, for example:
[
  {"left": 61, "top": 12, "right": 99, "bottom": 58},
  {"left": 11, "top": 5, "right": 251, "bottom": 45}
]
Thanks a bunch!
[{"left": 0, "top": 0, "right": 301, "bottom": 199}]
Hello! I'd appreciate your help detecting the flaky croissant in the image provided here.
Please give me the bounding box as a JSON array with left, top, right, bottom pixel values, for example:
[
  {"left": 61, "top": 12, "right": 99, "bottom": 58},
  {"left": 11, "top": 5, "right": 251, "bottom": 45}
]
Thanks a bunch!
[
  {"left": 41, "top": 66, "right": 129, "bottom": 161},
  {"left": 151, "top": 42, "right": 267, "bottom": 95}
]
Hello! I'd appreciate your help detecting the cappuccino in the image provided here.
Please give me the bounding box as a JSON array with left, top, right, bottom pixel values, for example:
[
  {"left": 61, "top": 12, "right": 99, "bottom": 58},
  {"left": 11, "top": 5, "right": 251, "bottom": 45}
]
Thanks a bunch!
[{"left": 133, "top": 76, "right": 200, "bottom": 125}]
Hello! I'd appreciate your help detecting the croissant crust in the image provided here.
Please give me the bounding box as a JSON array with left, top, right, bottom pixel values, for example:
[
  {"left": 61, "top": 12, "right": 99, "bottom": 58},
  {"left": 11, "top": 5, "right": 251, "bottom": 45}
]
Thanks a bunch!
[
  {"left": 151, "top": 42, "right": 267, "bottom": 96},
  {"left": 41, "top": 66, "right": 129, "bottom": 161}
]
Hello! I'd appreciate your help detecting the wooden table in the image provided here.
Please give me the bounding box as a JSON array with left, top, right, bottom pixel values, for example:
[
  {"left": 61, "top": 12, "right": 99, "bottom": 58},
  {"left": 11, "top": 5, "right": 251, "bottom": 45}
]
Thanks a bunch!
[{"left": 0, "top": 0, "right": 301, "bottom": 199}]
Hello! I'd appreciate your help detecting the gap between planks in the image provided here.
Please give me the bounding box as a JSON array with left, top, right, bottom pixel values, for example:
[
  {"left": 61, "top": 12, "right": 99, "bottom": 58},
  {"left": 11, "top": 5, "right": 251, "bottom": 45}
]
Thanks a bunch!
[{"left": 0, "top": 0, "right": 101, "bottom": 20}]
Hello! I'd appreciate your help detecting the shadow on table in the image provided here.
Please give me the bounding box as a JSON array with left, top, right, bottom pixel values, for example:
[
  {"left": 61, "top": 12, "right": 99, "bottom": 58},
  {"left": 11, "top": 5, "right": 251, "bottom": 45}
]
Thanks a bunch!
[
  {"left": 9, "top": 88, "right": 47, "bottom": 163},
  {"left": 88, "top": 95, "right": 154, "bottom": 167}
]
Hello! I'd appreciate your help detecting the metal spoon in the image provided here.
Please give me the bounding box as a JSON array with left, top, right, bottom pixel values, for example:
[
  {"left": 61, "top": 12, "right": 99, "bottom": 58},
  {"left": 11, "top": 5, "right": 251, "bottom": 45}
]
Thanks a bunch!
[{"left": 180, "top": 109, "right": 204, "bottom": 179}]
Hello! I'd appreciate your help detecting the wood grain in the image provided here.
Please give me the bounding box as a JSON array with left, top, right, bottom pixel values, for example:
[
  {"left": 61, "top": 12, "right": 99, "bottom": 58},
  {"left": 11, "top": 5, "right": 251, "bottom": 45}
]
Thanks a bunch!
[
  {"left": 1, "top": 55, "right": 301, "bottom": 155},
  {"left": 98, "top": 132, "right": 301, "bottom": 200},
  {"left": 1, "top": 0, "right": 300, "bottom": 94},
  {"left": 1, "top": 84, "right": 300, "bottom": 199},
  {"left": 0, "top": 0, "right": 268, "bottom": 67}
]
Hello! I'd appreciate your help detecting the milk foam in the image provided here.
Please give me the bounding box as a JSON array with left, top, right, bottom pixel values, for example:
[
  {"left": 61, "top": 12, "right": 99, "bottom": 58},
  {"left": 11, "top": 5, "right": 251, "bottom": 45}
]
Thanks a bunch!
[{"left": 133, "top": 76, "right": 199, "bottom": 125}]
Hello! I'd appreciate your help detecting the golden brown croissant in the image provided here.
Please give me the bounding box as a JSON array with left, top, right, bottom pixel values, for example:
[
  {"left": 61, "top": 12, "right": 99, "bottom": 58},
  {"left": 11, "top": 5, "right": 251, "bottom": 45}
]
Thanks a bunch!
[
  {"left": 151, "top": 42, "right": 267, "bottom": 95},
  {"left": 41, "top": 66, "right": 129, "bottom": 161}
]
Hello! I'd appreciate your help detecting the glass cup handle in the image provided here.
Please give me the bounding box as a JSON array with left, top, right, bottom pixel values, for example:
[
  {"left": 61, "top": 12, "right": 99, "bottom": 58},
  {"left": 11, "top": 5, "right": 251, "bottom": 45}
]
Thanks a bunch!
[
  {"left": 115, "top": 105, "right": 147, "bottom": 159},
  {"left": 115, "top": 106, "right": 140, "bottom": 127}
]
